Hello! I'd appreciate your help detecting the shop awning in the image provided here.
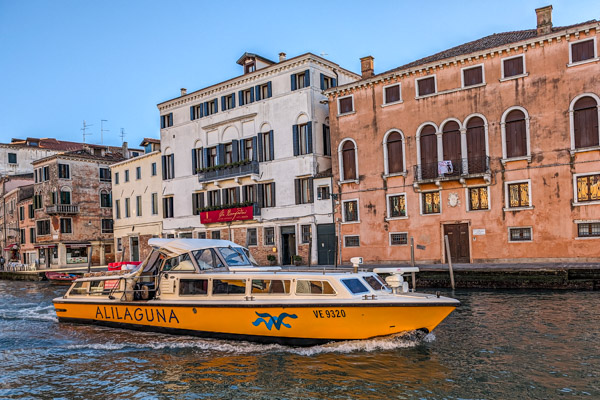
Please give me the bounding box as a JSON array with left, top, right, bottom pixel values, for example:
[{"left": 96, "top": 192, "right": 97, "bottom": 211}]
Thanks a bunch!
[
  {"left": 34, "top": 244, "right": 57, "bottom": 249},
  {"left": 65, "top": 242, "right": 91, "bottom": 248},
  {"left": 3, "top": 243, "right": 18, "bottom": 251}
]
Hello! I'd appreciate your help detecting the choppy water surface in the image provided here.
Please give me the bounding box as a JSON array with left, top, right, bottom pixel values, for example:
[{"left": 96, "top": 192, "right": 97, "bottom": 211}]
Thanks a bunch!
[{"left": 0, "top": 281, "right": 598, "bottom": 399}]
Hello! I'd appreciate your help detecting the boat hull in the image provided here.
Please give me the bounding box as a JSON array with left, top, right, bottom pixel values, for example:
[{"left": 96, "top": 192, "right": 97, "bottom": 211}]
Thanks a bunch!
[{"left": 53, "top": 300, "right": 457, "bottom": 346}]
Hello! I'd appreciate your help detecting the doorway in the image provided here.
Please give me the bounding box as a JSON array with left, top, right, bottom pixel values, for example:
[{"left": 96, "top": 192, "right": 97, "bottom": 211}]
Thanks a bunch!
[
  {"left": 317, "top": 224, "right": 336, "bottom": 265},
  {"left": 280, "top": 226, "right": 296, "bottom": 265},
  {"left": 130, "top": 237, "right": 140, "bottom": 262},
  {"left": 443, "top": 223, "right": 470, "bottom": 263}
]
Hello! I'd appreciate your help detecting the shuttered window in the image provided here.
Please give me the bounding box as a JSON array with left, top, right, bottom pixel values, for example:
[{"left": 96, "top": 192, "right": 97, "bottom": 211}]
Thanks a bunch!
[
  {"left": 463, "top": 66, "right": 483, "bottom": 87},
  {"left": 294, "top": 177, "right": 314, "bottom": 204},
  {"left": 503, "top": 56, "right": 524, "bottom": 78},
  {"left": 163, "top": 197, "right": 174, "bottom": 218},
  {"left": 343, "top": 200, "right": 359, "bottom": 222},
  {"left": 571, "top": 39, "right": 596, "bottom": 63},
  {"left": 422, "top": 192, "right": 440, "bottom": 214},
  {"left": 507, "top": 182, "right": 530, "bottom": 208},
  {"left": 341, "top": 141, "right": 356, "bottom": 181},
  {"left": 386, "top": 131, "right": 403, "bottom": 174},
  {"left": 573, "top": 96, "right": 599, "bottom": 149},
  {"left": 384, "top": 84, "right": 401, "bottom": 104},
  {"left": 338, "top": 96, "right": 353, "bottom": 114},
  {"left": 504, "top": 110, "right": 527, "bottom": 158},
  {"left": 417, "top": 77, "right": 435, "bottom": 96},
  {"left": 576, "top": 174, "right": 600, "bottom": 203}
]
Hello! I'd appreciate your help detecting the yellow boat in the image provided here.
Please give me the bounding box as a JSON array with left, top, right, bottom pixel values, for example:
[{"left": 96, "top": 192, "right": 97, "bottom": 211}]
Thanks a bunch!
[{"left": 53, "top": 239, "right": 459, "bottom": 346}]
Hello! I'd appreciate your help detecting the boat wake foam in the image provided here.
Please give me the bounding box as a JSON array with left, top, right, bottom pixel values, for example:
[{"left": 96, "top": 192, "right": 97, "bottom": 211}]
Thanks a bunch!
[{"left": 0, "top": 304, "right": 58, "bottom": 322}]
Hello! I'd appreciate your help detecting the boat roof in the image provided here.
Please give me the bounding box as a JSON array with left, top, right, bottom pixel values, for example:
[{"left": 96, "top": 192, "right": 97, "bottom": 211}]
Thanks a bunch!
[{"left": 148, "top": 238, "right": 244, "bottom": 256}]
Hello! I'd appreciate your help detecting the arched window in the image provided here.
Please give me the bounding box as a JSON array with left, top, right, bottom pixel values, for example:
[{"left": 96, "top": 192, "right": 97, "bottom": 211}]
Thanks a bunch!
[
  {"left": 419, "top": 125, "right": 438, "bottom": 179},
  {"left": 100, "top": 190, "right": 112, "bottom": 208},
  {"left": 340, "top": 140, "right": 357, "bottom": 181},
  {"left": 442, "top": 121, "right": 461, "bottom": 175},
  {"left": 60, "top": 187, "right": 71, "bottom": 205},
  {"left": 573, "top": 96, "right": 599, "bottom": 149},
  {"left": 386, "top": 131, "right": 404, "bottom": 174},
  {"left": 504, "top": 109, "right": 527, "bottom": 158},
  {"left": 466, "top": 117, "right": 486, "bottom": 173}
]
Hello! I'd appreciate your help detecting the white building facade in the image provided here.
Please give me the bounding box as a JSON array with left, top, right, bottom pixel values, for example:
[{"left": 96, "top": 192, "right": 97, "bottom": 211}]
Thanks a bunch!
[{"left": 158, "top": 53, "right": 359, "bottom": 265}]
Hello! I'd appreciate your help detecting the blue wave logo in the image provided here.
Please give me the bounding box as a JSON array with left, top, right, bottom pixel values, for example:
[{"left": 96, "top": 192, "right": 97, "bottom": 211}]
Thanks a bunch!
[{"left": 252, "top": 312, "right": 298, "bottom": 330}]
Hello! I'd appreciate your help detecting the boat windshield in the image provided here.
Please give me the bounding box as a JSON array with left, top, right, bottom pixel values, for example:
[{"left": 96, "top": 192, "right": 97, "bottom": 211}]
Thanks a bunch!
[{"left": 217, "top": 247, "right": 257, "bottom": 267}]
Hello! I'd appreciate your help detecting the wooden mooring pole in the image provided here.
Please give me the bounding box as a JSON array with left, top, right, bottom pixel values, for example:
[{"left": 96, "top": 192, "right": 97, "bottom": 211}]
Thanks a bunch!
[
  {"left": 444, "top": 235, "right": 455, "bottom": 290},
  {"left": 410, "top": 237, "right": 416, "bottom": 292}
]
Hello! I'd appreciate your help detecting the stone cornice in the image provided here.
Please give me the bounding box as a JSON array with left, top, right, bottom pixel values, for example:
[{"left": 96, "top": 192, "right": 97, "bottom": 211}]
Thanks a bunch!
[
  {"left": 157, "top": 53, "right": 360, "bottom": 112},
  {"left": 201, "top": 113, "right": 258, "bottom": 131},
  {"left": 109, "top": 151, "right": 161, "bottom": 169},
  {"left": 32, "top": 153, "right": 120, "bottom": 166},
  {"left": 325, "top": 22, "right": 600, "bottom": 97}
]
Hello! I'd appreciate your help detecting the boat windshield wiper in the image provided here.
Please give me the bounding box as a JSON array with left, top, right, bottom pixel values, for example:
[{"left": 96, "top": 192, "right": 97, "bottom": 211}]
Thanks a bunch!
[{"left": 229, "top": 245, "right": 247, "bottom": 262}]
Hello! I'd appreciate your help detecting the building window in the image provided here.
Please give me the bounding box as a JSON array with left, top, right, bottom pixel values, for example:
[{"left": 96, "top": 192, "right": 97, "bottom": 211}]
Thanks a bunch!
[
  {"left": 247, "top": 228, "right": 257, "bottom": 246},
  {"left": 301, "top": 225, "right": 311, "bottom": 244},
  {"left": 293, "top": 123, "right": 312, "bottom": 156},
  {"left": 502, "top": 55, "right": 525, "bottom": 78},
  {"left": 338, "top": 96, "right": 354, "bottom": 115},
  {"left": 578, "top": 222, "right": 600, "bottom": 238},
  {"left": 207, "top": 190, "right": 220, "bottom": 207},
  {"left": 320, "top": 74, "right": 336, "bottom": 90},
  {"left": 204, "top": 99, "right": 218, "bottom": 116},
  {"left": 196, "top": 232, "right": 207, "bottom": 239},
  {"left": 507, "top": 182, "right": 530, "bottom": 208},
  {"left": 466, "top": 116, "right": 487, "bottom": 173},
  {"left": 416, "top": 76, "right": 436, "bottom": 97},
  {"left": 101, "top": 219, "right": 114, "bottom": 234},
  {"left": 8, "top": 153, "right": 17, "bottom": 164},
  {"left": 572, "top": 96, "right": 599, "bottom": 149},
  {"left": 115, "top": 199, "right": 121, "bottom": 219},
  {"left": 223, "top": 187, "right": 239, "bottom": 206},
  {"left": 340, "top": 140, "right": 357, "bottom": 181},
  {"left": 37, "top": 220, "right": 51, "bottom": 236},
  {"left": 387, "top": 194, "right": 407, "bottom": 218},
  {"left": 422, "top": 192, "right": 441, "bottom": 214},
  {"left": 322, "top": 125, "right": 331, "bottom": 156},
  {"left": 192, "top": 192, "right": 204, "bottom": 215},
  {"left": 570, "top": 38, "right": 597, "bottom": 64},
  {"left": 385, "top": 131, "right": 404, "bottom": 174},
  {"left": 60, "top": 218, "right": 72, "bottom": 234},
  {"left": 260, "top": 131, "right": 273, "bottom": 161},
  {"left": 99, "top": 167, "right": 111, "bottom": 182},
  {"left": 503, "top": 108, "right": 528, "bottom": 159},
  {"left": 317, "top": 186, "right": 330, "bottom": 200},
  {"left": 151, "top": 162, "right": 157, "bottom": 176},
  {"left": 114, "top": 172, "right": 119, "bottom": 185},
  {"left": 291, "top": 70, "right": 309, "bottom": 90},
  {"left": 264, "top": 227, "right": 275, "bottom": 246},
  {"left": 28, "top": 204, "right": 34, "bottom": 218},
  {"left": 295, "top": 177, "right": 313, "bottom": 204},
  {"left": 100, "top": 190, "right": 112, "bottom": 208},
  {"left": 162, "top": 154, "right": 174, "bottom": 179},
  {"left": 240, "top": 88, "right": 254, "bottom": 105},
  {"left": 163, "top": 197, "right": 174, "bottom": 218},
  {"left": 20, "top": 229, "right": 25, "bottom": 244},
  {"left": 136, "top": 166, "right": 141, "bottom": 180},
  {"left": 136, "top": 195, "right": 142, "bottom": 217},
  {"left": 390, "top": 232, "right": 408, "bottom": 246},
  {"left": 206, "top": 147, "right": 217, "bottom": 167},
  {"left": 211, "top": 231, "right": 221, "bottom": 240},
  {"left": 242, "top": 185, "right": 255, "bottom": 203},
  {"left": 117, "top": 238, "right": 123, "bottom": 252},
  {"left": 221, "top": 93, "right": 235, "bottom": 111},
  {"left": 125, "top": 198, "right": 131, "bottom": 218},
  {"left": 29, "top": 227, "right": 35, "bottom": 243},
  {"left": 43, "top": 166, "right": 49, "bottom": 181},
  {"left": 244, "top": 61, "right": 255, "bottom": 74},
  {"left": 254, "top": 82, "right": 272, "bottom": 101},
  {"left": 344, "top": 236, "right": 360, "bottom": 247},
  {"left": 343, "top": 199, "right": 359, "bottom": 222},
  {"left": 151, "top": 193, "right": 158, "bottom": 215},
  {"left": 242, "top": 138, "right": 254, "bottom": 161},
  {"left": 58, "top": 164, "right": 70, "bottom": 179},
  {"left": 576, "top": 174, "right": 600, "bottom": 203},
  {"left": 469, "top": 187, "right": 489, "bottom": 211},
  {"left": 19, "top": 206, "right": 24, "bottom": 221},
  {"left": 462, "top": 65, "right": 484, "bottom": 87},
  {"left": 160, "top": 113, "right": 173, "bottom": 129},
  {"left": 33, "top": 194, "right": 42, "bottom": 209},
  {"left": 260, "top": 183, "right": 276, "bottom": 208},
  {"left": 384, "top": 84, "right": 401, "bottom": 104},
  {"left": 124, "top": 170, "right": 130, "bottom": 182},
  {"left": 509, "top": 227, "right": 532, "bottom": 242},
  {"left": 60, "top": 188, "right": 71, "bottom": 205},
  {"left": 224, "top": 143, "right": 233, "bottom": 164}
]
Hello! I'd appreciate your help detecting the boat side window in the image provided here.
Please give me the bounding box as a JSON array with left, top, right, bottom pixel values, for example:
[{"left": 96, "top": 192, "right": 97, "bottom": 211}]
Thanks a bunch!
[
  {"left": 143, "top": 250, "right": 163, "bottom": 273},
  {"left": 242, "top": 248, "right": 259, "bottom": 266},
  {"left": 69, "top": 281, "right": 88, "bottom": 296},
  {"left": 89, "top": 280, "right": 106, "bottom": 295},
  {"left": 179, "top": 279, "right": 208, "bottom": 295},
  {"left": 192, "top": 249, "right": 219, "bottom": 270},
  {"left": 363, "top": 275, "right": 390, "bottom": 292},
  {"left": 162, "top": 253, "right": 193, "bottom": 272},
  {"left": 341, "top": 278, "right": 370, "bottom": 295},
  {"left": 251, "top": 279, "right": 291, "bottom": 294},
  {"left": 213, "top": 279, "right": 247, "bottom": 295},
  {"left": 218, "top": 247, "right": 252, "bottom": 267},
  {"left": 295, "top": 280, "right": 336, "bottom": 295}
]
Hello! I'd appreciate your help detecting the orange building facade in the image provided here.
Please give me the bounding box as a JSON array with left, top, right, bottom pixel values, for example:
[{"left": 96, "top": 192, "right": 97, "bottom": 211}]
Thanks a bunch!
[{"left": 326, "top": 7, "right": 600, "bottom": 264}]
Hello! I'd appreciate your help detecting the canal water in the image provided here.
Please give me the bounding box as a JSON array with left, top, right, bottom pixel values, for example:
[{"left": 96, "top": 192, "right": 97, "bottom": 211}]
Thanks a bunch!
[{"left": 0, "top": 281, "right": 598, "bottom": 399}]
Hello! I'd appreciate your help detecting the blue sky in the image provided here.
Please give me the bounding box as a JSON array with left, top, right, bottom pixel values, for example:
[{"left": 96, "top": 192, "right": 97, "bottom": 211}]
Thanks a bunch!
[{"left": 1, "top": 0, "right": 598, "bottom": 149}]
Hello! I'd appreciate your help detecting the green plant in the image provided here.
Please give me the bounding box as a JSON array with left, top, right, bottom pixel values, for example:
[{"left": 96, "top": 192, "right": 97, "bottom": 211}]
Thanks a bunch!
[
  {"left": 267, "top": 254, "right": 276, "bottom": 262},
  {"left": 292, "top": 255, "right": 302, "bottom": 262}
]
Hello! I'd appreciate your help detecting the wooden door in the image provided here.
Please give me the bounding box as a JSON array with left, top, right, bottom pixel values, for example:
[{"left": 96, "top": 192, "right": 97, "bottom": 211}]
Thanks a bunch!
[{"left": 444, "top": 223, "right": 470, "bottom": 263}]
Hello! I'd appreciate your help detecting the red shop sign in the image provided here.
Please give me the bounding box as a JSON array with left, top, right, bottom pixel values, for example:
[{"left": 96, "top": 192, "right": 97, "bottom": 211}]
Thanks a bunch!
[{"left": 200, "top": 206, "right": 254, "bottom": 224}]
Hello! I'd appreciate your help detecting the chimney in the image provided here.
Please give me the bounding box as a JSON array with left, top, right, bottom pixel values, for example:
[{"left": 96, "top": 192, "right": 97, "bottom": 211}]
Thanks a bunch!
[
  {"left": 122, "top": 141, "right": 129, "bottom": 159},
  {"left": 279, "top": 52, "right": 286, "bottom": 62},
  {"left": 360, "top": 56, "right": 374, "bottom": 78},
  {"left": 180, "top": 88, "right": 187, "bottom": 96},
  {"left": 536, "top": 5, "right": 553, "bottom": 35}
]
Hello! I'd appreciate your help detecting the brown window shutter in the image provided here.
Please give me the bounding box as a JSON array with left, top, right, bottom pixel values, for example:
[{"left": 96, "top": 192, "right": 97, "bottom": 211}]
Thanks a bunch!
[
  {"left": 339, "top": 97, "right": 353, "bottom": 114},
  {"left": 572, "top": 40, "right": 595, "bottom": 63},
  {"left": 342, "top": 141, "right": 356, "bottom": 180},
  {"left": 418, "top": 77, "right": 435, "bottom": 96},
  {"left": 385, "top": 85, "right": 400, "bottom": 103},
  {"left": 574, "top": 97, "right": 599, "bottom": 148},
  {"left": 463, "top": 66, "right": 483, "bottom": 87},
  {"left": 503, "top": 57, "right": 524, "bottom": 77},
  {"left": 387, "top": 132, "right": 403, "bottom": 173},
  {"left": 294, "top": 179, "right": 301, "bottom": 204}
]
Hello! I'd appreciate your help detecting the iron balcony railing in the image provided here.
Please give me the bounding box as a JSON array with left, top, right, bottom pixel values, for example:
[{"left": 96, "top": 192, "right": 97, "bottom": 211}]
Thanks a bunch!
[
  {"left": 414, "top": 156, "right": 490, "bottom": 182},
  {"left": 198, "top": 161, "right": 259, "bottom": 182},
  {"left": 46, "top": 204, "right": 80, "bottom": 214}
]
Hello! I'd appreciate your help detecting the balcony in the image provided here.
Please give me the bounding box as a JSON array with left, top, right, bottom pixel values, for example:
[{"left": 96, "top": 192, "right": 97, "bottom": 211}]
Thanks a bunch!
[
  {"left": 414, "top": 156, "right": 490, "bottom": 183},
  {"left": 197, "top": 161, "right": 259, "bottom": 183},
  {"left": 46, "top": 204, "right": 80, "bottom": 214}
]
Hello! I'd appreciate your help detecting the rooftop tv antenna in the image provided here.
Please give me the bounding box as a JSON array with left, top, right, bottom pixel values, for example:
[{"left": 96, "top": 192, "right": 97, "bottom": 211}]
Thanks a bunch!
[
  {"left": 120, "top": 128, "right": 126, "bottom": 144},
  {"left": 81, "top": 120, "right": 93, "bottom": 143},
  {"left": 100, "top": 120, "right": 109, "bottom": 144}
]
